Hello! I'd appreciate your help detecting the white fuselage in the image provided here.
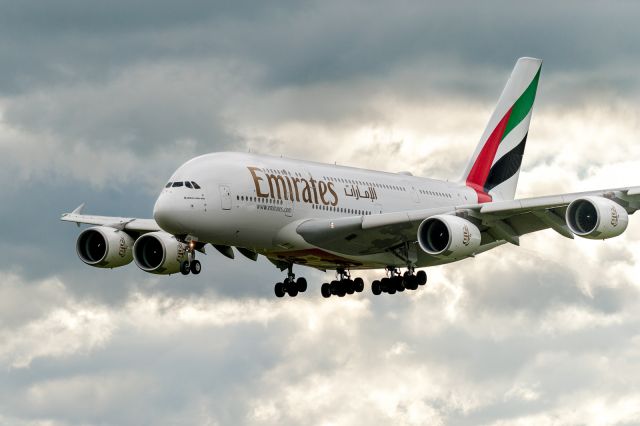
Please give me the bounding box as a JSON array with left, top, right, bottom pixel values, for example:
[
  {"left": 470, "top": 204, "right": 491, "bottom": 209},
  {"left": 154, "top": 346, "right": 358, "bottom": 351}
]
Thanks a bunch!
[{"left": 152, "top": 152, "right": 479, "bottom": 269}]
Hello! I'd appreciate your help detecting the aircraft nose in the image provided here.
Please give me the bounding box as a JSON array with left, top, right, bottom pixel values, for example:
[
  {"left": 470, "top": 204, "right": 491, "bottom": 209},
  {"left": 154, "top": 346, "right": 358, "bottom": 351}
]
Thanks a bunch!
[{"left": 153, "top": 192, "right": 185, "bottom": 234}]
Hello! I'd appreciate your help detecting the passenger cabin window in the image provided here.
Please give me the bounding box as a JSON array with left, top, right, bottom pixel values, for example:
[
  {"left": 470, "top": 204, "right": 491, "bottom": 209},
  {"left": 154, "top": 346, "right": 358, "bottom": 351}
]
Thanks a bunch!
[
  {"left": 172, "top": 182, "right": 183, "bottom": 187},
  {"left": 185, "top": 181, "right": 193, "bottom": 188}
]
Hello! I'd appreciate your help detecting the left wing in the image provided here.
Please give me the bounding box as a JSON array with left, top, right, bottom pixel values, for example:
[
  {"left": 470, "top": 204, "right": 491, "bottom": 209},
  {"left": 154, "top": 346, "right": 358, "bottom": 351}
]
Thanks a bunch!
[
  {"left": 296, "top": 186, "right": 640, "bottom": 256},
  {"left": 60, "top": 204, "right": 160, "bottom": 233}
]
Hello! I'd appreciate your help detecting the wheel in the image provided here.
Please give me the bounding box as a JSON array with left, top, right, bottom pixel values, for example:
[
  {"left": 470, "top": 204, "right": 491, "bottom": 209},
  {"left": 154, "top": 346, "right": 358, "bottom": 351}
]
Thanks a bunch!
[
  {"left": 381, "top": 277, "right": 391, "bottom": 293},
  {"left": 330, "top": 280, "right": 340, "bottom": 295},
  {"left": 404, "top": 275, "right": 417, "bottom": 290},
  {"left": 274, "top": 282, "right": 286, "bottom": 298},
  {"left": 388, "top": 286, "right": 396, "bottom": 295},
  {"left": 416, "top": 270, "right": 427, "bottom": 285},
  {"left": 354, "top": 277, "right": 364, "bottom": 292},
  {"left": 180, "top": 261, "right": 191, "bottom": 275},
  {"left": 296, "top": 277, "right": 307, "bottom": 292},
  {"left": 287, "top": 286, "right": 298, "bottom": 297},
  {"left": 393, "top": 276, "right": 404, "bottom": 292},
  {"left": 321, "top": 283, "right": 331, "bottom": 298},
  {"left": 345, "top": 279, "right": 355, "bottom": 295},
  {"left": 190, "top": 260, "right": 201, "bottom": 275},
  {"left": 371, "top": 280, "right": 381, "bottom": 295}
]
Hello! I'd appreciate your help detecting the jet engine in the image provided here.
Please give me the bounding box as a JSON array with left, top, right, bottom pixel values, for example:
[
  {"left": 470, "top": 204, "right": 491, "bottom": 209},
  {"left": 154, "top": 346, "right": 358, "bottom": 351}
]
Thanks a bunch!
[
  {"left": 417, "top": 215, "right": 481, "bottom": 259},
  {"left": 133, "top": 231, "right": 189, "bottom": 274},
  {"left": 76, "top": 226, "right": 134, "bottom": 268},
  {"left": 565, "top": 196, "right": 628, "bottom": 239}
]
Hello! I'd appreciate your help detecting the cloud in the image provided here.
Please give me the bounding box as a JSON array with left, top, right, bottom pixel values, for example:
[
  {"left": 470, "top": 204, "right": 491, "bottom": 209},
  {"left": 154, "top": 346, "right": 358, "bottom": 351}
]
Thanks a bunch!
[{"left": 2, "top": 1, "right": 640, "bottom": 425}]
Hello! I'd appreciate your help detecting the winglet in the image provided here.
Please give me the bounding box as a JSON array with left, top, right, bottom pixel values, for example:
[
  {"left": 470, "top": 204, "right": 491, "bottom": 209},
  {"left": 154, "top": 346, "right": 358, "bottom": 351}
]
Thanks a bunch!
[{"left": 71, "top": 203, "right": 86, "bottom": 215}]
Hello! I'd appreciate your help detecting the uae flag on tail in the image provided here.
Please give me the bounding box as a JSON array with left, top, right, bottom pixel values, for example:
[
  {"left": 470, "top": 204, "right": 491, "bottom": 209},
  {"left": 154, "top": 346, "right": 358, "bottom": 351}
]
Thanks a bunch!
[{"left": 462, "top": 57, "right": 542, "bottom": 203}]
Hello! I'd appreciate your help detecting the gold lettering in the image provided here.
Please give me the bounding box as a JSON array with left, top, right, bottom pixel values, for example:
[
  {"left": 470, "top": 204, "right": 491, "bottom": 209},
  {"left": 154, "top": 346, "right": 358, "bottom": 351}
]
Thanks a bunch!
[
  {"left": 285, "top": 174, "right": 294, "bottom": 201},
  {"left": 301, "top": 179, "right": 312, "bottom": 203},
  {"left": 248, "top": 167, "right": 269, "bottom": 198},
  {"left": 267, "top": 174, "right": 288, "bottom": 200},
  {"left": 318, "top": 181, "right": 329, "bottom": 205},
  {"left": 327, "top": 182, "right": 338, "bottom": 206},
  {"left": 292, "top": 177, "right": 301, "bottom": 202},
  {"left": 309, "top": 177, "right": 319, "bottom": 204}
]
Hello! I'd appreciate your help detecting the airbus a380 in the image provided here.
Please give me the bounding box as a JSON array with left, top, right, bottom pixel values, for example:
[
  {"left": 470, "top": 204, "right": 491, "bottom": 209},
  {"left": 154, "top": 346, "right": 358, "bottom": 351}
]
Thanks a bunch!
[{"left": 62, "top": 57, "right": 640, "bottom": 298}]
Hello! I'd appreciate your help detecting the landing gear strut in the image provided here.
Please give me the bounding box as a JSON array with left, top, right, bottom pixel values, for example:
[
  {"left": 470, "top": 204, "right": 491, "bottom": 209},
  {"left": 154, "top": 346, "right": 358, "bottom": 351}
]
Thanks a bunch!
[
  {"left": 320, "top": 268, "right": 365, "bottom": 298},
  {"left": 180, "top": 241, "right": 201, "bottom": 276},
  {"left": 274, "top": 264, "right": 307, "bottom": 298}
]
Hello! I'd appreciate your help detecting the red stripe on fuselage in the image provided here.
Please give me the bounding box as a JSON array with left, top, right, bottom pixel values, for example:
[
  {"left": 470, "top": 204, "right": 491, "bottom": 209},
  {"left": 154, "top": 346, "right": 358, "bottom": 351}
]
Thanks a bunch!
[{"left": 466, "top": 107, "right": 513, "bottom": 193}]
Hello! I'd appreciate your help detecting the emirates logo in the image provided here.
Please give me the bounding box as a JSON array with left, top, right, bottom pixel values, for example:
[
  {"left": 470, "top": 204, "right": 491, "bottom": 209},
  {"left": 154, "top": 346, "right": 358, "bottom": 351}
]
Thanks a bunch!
[
  {"left": 118, "top": 237, "right": 127, "bottom": 257},
  {"left": 611, "top": 206, "right": 619, "bottom": 227},
  {"left": 462, "top": 225, "right": 471, "bottom": 246}
]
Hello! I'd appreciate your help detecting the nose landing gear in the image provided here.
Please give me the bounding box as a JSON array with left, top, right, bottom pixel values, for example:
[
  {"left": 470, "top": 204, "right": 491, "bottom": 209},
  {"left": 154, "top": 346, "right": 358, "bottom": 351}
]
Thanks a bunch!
[{"left": 180, "top": 240, "right": 202, "bottom": 275}]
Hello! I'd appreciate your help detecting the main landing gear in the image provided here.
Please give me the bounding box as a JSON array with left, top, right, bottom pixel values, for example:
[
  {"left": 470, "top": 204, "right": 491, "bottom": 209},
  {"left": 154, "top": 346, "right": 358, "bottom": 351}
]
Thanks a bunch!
[
  {"left": 180, "top": 242, "right": 201, "bottom": 275},
  {"left": 320, "top": 268, "right": 365, "bottom": 298},
  {"left": 371, "top": 267, "right": 427, "bottom": 296},
  {"left": 274, "top": 264, "right": 308, "bottom": 298}
]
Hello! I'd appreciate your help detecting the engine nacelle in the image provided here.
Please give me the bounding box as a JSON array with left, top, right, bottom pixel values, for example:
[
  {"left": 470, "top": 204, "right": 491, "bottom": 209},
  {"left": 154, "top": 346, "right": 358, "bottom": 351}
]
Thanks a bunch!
[
  {"left": 133, "top": 231, "right": 189, "bottom": 275},
  {"left": 76, "top": 226, "right": 134, "bottom": 268},
  {"left": 566, "top": 196, "right": 628, "bottom": 239},
  {"left": 417, "top": 215, "right": 481, "bottom": 259}
]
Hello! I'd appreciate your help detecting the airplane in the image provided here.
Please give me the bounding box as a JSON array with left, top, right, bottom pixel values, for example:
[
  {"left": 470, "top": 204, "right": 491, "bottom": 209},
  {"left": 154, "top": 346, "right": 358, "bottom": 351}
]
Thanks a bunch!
[{"left": 62, "top": 57, "right": 640, "bottom": 299}]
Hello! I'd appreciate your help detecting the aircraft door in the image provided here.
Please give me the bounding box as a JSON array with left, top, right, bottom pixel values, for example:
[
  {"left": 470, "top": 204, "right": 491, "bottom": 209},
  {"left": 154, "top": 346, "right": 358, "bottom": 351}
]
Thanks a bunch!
[{"left": 219, "top": 185, "right": 232, "bottom": 210}]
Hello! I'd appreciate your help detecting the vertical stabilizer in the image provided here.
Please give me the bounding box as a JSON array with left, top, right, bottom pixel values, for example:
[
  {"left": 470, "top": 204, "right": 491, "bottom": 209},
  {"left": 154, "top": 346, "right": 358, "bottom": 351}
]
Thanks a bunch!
[{"left": 462, "top": 57, "right": 542, "bottom": 202}]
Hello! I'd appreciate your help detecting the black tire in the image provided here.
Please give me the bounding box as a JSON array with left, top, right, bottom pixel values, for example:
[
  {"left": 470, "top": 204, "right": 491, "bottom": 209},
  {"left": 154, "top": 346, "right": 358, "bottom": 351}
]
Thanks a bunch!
[
  {"left": 180, "top": 261, "right": 191, "bottom": 275},
  {"left": 296, "top": 277, "right": 307, "bottom": 292},
  {"left": 372, "top": 280, "right": 381, "bottom": 295},
  {"left": 416, "top": 270, "right": 427, "bottom": 285},
  {"left": 321, "top": 283, "right": 331, "bottom": 298},
  {"left": 354, "top": 277, "right": 364, "bottom": 292},
  {"left": 380, "top": 277, "right": 390, "bottom": 293},
  {"left": 330, "top": 280, "right": 340, "bottom": 295},
  {"left": 274, "top": 282, "right": 286, "bottom": 298},
  {"left": 404, "top": 275, "right": 417, "bottom": 290},
  {"left": 190, "top": 260, "right": 201, "bottom": 275},
  {"left": 287, "top": 286, "right": 298, "bottom": 297},
  {"left": 345, "top": 279, "right": 355, "bottom": 295},
  {"left": 393, "top": 276, "right": 404, "bottom": 292}
]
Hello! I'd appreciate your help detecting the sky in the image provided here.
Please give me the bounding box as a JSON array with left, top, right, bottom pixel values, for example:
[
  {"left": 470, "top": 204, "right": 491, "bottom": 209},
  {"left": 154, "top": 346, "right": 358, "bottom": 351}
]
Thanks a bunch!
[{"left": 1, "top": 1, "right": 640, "bottom": 425}]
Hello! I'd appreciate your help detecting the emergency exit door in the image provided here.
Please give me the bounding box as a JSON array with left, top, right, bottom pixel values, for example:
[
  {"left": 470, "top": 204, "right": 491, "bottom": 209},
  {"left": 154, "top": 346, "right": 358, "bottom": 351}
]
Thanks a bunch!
[{"left": 219, "top": 185, "right": 231, "bottom": 210}]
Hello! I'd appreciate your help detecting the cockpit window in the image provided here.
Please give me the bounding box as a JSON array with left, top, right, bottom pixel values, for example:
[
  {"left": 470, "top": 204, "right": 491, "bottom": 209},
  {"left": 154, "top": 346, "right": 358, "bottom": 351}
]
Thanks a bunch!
[
  {"left": 185, "top": 181, "right": 193, "bottom": 189},
  {"left": 165, "top": 182, "right": 172, "bottom": 188},
  {"left": 172, "top": 182, "right": 184, "bottom": 187},
  {"left": 191, "top": 181, "right": 201, "bottom": 189}
]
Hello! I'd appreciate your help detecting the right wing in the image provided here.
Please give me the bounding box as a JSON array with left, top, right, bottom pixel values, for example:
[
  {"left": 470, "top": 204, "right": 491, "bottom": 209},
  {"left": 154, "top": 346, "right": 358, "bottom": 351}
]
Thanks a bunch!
[{"left": 296, "top": 186, "right": 640, "bottom": 256}]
